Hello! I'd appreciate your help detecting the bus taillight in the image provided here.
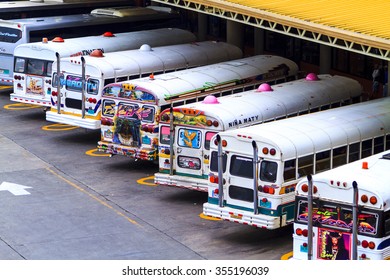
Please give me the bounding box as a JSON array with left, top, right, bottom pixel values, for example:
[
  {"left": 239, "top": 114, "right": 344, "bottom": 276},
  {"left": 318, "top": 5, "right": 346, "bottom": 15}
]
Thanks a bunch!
[
  {"left": 300, "top": 184, "right": 317, "bottom": 194},
  {"left": 361, "top": 240, "right": 376, "bottom": 249},
  {"left": 209, "top": 174, "right": 218, "bottom": 184},
  {"left": 295, "top": 228, "right": 308, "bottom": 237}
]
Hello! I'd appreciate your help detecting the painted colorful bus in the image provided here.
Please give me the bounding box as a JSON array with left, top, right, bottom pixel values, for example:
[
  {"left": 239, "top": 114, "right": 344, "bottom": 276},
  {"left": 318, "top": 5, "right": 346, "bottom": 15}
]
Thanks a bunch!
[
  {"left": 155, "top": 74, "right": 363, "bottom": 192},
  {"left": 10, "top": 28, "right": 196, "bottom": 106},
  {"left": 98, "top": 55, "right": 299, "bottom": 161},
  {"left": 203, "top": 97, "right": 390, "bottom": 230},
  {"left": 45, "top": 41, "right": 243, "bottom": 129},
  {"left": 293, "top": 150, "right": 390, "bottom": 260},
  {"left": 1, "top": 6, "right": 181, "bottom": 86}
]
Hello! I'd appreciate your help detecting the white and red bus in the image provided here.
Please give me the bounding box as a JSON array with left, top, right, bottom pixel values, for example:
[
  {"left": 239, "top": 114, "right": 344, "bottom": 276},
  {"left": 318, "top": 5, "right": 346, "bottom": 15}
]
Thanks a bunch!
[
  {"left": 203, "top": 97, "right": 390, "bottom": 230},
  {"left": 98, "top": 55, "right": 299, "bottom": 161},
  {"left": 10, "top": 28, "right": 196, "bottom": 106},
  {"left": 45, "top": 41, "right": 242, "bottom": 129},
  {"left": 294, "top": 150, "right": 390, "bottom": 260},
  {"left": 155, "top": 74, "right": 363, "bottom": 192},
  {"left": 1, "top": 6, "right": 182, "bottom": 86}
]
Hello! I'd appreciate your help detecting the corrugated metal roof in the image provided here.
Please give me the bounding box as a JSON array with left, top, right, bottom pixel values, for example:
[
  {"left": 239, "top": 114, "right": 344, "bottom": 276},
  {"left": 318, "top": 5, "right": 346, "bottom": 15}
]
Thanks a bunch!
[
  {"left": 224, "top": 0, "right": 390, "bottom": 39},
  {"left": 152, "top": 0, "right": 390, "bottom": 59}
]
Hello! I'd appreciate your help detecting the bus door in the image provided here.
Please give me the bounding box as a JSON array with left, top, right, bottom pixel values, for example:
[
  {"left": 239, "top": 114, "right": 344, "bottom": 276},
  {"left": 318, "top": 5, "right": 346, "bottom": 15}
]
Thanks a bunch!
[
  {"left": 174, "top": 127, "right": 203, "bottom": 177},
  {"left": 62, "top": 75, "right": 100, "bottom": 116},
  {"left": 225, "top": 154, "right": 256, "bottom": 211}
]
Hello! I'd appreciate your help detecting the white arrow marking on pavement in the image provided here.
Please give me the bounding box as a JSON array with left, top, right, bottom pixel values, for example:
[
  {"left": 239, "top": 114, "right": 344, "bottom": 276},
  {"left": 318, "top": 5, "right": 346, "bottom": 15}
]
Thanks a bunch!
[{"left": 0, "top": 182, "right": 32, "bottom": 195}]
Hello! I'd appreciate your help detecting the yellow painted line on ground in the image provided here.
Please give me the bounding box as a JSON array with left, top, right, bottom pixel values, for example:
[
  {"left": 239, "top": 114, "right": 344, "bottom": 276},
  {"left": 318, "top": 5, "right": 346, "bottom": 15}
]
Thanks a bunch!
[
  {"left": 281, "top": 251, "right": 293, "bottom": 260},
  {"left": 0, "top": 86, "right": 12, "bottom": 90},
  {"left": 137, "top": 175, "right": 157, "bottom": 187},
  {"left": 46, "top": 167, "right": 141, "bottom": 227},
  {"left": 85, "top": 148, "right": 110, "bottom": 157},
  {"left": 42, "top": 123, "right": 79, "bottom": 131},
  {"left": 199, "top": 213, "right": 222, "bottom": 221},
  {"left": 4, "top": 103, "right": 41, "bottom": 110}
]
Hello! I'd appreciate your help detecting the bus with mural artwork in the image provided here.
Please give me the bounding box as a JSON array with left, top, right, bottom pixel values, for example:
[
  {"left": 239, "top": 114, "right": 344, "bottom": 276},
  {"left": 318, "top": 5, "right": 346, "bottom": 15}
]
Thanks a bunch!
[
  {"left": 203, "top": 97, "right": 390, "bottom": 230},
  {"left": 2, "top": 6, "right": 182, "bottom": 86},
  {"left": 45, "top": 40, "right": 243, "bottom": 129},
  {"left": 10, "top": 28, "right": 195, "bottom": 106},
  {"left": 98, "top": 55, "right": 299, "bottom": 161},
  {"left": 155, "top": 74, "right": 363, "bottom": 192},
  {"left": 293, "top": 150, "right": 390, "bottom": 260}
]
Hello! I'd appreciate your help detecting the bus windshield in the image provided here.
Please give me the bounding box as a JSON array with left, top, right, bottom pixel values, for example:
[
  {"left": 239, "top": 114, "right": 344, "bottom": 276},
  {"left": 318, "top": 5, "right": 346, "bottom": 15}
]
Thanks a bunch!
[
  {"left": 295, "top": 199, "right": 380, "bottom": 237},
  {"left": 0, "top": 26, "right": 21, "bottom": 43}
]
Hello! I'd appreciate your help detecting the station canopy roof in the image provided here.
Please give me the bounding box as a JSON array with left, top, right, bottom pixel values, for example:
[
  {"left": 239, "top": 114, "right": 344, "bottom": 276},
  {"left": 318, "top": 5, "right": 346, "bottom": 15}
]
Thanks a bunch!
[{"left": 152, "top": 0, "right": 390, "bottom": 60}]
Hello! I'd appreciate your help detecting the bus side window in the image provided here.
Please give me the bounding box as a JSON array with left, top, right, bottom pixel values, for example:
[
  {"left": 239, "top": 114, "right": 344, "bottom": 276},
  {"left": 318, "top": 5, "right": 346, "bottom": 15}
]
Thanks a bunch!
[
  {"left": 46, "top": 61, "right": 52, "bottom": 77},
  {"left": 14, "top": 57, "right": 26, "bottom": 73},
  {"left": 209, "top": 150, "right": 227, "bottom": 173},
  {"left": 205, "top": 131, "right": 216, "bottom": 150},
  {"left": 298, "top": 155, "right": 313, "bottom": 177},
  {"left": 104, "top": 78, "right": 115, "bottom": 87},
  {"left": 159, "top": 125, "right": 170, "bottom": 145},
  {"left": 332, "top": 146, "right": 347, "bottom": 168},
  {"left": 101, "top": 99, "right": 115, "bottom": 117},
  {"left": 260, "top": 160, "right": 277, "bottom": 183},
  {"left": 348, "top": 142, "right": 360, "bottom": 163},
  {"left": 116, "top": 76, "right": 128, "bottom": 83},
  {"left": 374, "top": 136, "right": 384, "bottom": 154},
  {"left": 283, "top": 159, "right": 296, "bottom": 182},
  {"left": 315, "top": 150, "right": 330, "bottom": 173},
  {"left": 141, "top": 105, "right": 155, "bottom": 123},
  {"left": 361, "top": 139, "right": 373, "bottom": 158},
  {"left": 87, "top": 79, "right": 99, "bottom": 95}
]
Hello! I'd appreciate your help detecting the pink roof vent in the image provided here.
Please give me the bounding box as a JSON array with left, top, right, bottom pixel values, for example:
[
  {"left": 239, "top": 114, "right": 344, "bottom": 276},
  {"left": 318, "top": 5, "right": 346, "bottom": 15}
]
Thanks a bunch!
[
  {"left": 202, "top": 95, "right": 220, "bottom": 104},
  {"left": 305, "top": 73, "right": 319, "bottom": 81},
  {"left": 256, "top": 83, "right": 273, "bottom": 92}
]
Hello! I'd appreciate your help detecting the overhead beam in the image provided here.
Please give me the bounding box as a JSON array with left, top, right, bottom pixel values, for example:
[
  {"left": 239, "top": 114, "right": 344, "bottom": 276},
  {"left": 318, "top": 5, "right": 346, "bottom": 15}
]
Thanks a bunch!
[{"left": 152, "top": 0, "right": 390, "bottom": 60}]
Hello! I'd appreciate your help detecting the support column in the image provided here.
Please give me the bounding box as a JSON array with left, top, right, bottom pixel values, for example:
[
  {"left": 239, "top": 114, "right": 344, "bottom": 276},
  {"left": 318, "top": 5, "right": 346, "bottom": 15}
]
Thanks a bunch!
[
  {"left": 197, "top": 13, "right": 208, "bottom": 41},
  {"left": 227, "top": 20, "right": 244, "bottom": 50},
  {"left": 254, "top": 28, "right": 264, "bottom": 55},
  {"left": 319, "top": 44, "right": 331, "bottom": 74}
]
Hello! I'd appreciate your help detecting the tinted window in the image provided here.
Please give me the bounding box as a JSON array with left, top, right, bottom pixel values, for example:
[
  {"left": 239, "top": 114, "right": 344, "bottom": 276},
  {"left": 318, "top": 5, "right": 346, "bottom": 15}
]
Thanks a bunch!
[
  {"left": 210, "top": 151, "right": 227, "bottom": 173},
  {"left": 260, "top": 160, "right": 277, "bottom": 183},
  {"left": 230, "top": 155, "right": 253, "bottom": 179}
]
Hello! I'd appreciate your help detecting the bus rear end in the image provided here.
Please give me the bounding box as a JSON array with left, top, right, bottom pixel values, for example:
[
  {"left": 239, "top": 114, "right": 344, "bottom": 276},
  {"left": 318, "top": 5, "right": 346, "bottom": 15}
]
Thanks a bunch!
[
  {"left": 12, "top": 42, "right": 54, "bottom": 106},
  {"left": 203, "top": 133, "right": 296, "bottom": 230},
  {"left": 293, "top": 151, "right": 390, "bottom": 260},
  {"left": 48, "top": 57, "right": 103, "bottom": 129},
  {"left": 0, "top": 20, "right": 25, "bottom": 86},
  {"left": 98, "top": 82, "right": 160, "bottom": 161}
]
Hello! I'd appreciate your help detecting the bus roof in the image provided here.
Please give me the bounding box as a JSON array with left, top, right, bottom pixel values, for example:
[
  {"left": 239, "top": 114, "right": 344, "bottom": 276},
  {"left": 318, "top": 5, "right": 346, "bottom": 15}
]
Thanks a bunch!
[
  {"left": 105, "top": 55, "right": 299, "bottom": 105},
  {"left": 160, "top": 74, "right": 362, "bottom": 130},
  {"left": 13, "top": 28, "right": 196, "bottom": 60},
  {"left": 55, "top": 41, "right": 243, "bottom": 78},
  {"left": 0, "top": 6, "right": 176, "bottom": 31},
  {"left": 216, "top": 97, "right": 390, "bottom": 160},
  {"left": 297, "top": 150, "right": 390, "bottom": 211}
]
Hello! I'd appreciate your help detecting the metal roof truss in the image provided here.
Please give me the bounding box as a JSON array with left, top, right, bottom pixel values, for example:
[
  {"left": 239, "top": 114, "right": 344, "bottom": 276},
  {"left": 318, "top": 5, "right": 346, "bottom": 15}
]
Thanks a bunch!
[{"left": 152, "top": 0, "right": 390, "bottom": 61}]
